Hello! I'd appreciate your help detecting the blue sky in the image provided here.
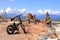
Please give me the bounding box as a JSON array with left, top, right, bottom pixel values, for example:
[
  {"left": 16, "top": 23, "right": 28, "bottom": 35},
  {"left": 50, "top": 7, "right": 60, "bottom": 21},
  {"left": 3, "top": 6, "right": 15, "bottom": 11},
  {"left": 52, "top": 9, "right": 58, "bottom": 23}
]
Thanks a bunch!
[{"left": 0, "top": 0, "right": 60, "bottom": 15}]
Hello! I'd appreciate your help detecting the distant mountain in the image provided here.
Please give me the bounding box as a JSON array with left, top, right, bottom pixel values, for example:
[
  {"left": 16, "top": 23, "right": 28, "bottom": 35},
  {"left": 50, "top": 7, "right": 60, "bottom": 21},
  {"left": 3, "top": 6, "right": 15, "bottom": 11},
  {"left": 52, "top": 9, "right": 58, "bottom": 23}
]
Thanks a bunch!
[
  {"left": 7, "top": 13, "right": 17, "bottom": 18},
  {"left": 6, "top": 11, "right": 26, "bottom": 19},
  {"left": 6, "top": 13, "right": 26, "bottom": 20},
  {"left": 36, "top": 14, "right": 60, "bottom": 21},
  {"left": 50, "top": 15, "right": 60, "bottom": 21},
  {"left": 0, "top": 12, "right": 60, "bottom": 21},
  {"left": 7, "top": 13, "right": 60, "bottom": 21}
]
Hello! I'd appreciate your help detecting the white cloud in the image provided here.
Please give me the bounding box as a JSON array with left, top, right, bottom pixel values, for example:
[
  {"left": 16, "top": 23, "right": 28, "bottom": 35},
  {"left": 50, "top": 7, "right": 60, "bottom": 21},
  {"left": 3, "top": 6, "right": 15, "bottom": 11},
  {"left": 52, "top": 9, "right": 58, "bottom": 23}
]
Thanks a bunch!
[
  {"left": 0, "top": 7, "right": 60, "bottom": 15},
  {"left": 14, "top": 9, "right": 17, "bottom": 11},
  {"left": 38, "top": 9, "right": 51, "bottom": 14},
  {"left": 37, "top": 9, "right": 60, "bottom": 15},
  {"left": 44, "top": 9, "right": 51, "bottom": 13},
  {"left": 5, "top": 7, "right": 13, "bottom": 13},
  {"left": 38, "top": 10, "right": 43, "bottom": 14},
  {"left": 56, "top": 11, "right": 60, "bottom": 13},
  {"left": 27, "top": 11, "right": 33, "bottom": 13},
  {"left": 18, "top": 9, "right": 26, "bottom": 13},
  {"left": 5, "top": 7, "right": 26, "bottom": 14},
  {"left": 52, "top": 11, "right": 60, "bottom": 14},
  {"left": 21, "top": 9, "right": 26, "bottom": 13}
]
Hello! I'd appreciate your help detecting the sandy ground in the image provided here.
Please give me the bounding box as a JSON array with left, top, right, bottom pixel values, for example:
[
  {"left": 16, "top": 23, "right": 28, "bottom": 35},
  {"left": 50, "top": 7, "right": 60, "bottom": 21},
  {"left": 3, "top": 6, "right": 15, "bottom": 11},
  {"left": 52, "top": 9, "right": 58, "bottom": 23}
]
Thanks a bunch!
[
  {"left": 0, "top": 21, "right": 60, "bottom": 40},
  {"left": 0, "top": 21, "right": 49, "bottom": 40}
]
